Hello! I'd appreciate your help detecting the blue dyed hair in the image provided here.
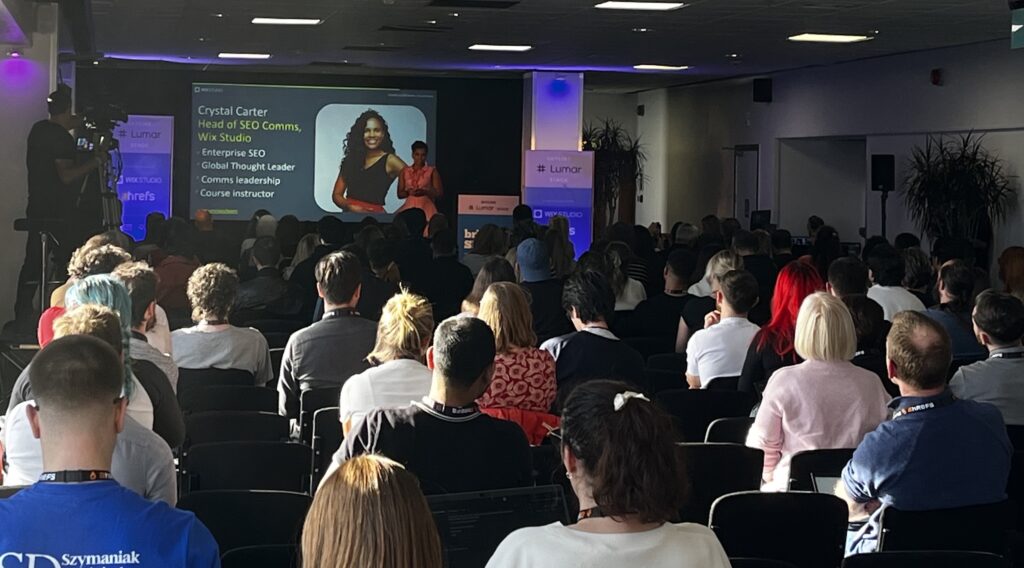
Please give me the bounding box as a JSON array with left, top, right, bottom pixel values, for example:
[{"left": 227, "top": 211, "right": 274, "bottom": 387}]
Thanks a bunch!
[{"left": 66, "top": 274, "right": 134, "bottom": 396}]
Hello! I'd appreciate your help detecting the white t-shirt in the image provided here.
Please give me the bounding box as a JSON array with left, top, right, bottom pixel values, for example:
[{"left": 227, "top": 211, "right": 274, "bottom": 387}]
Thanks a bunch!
[
  {"left": 867, "top": 285, "right": 926, "bottom": 321},
  {"left": 145, "top": 305, "right": 173, "bottom": 356},
  {"left": 686, "top": 316, "right": 761, "bottom": 387},
  {"left": 615, "top": 278, "right": 647, "bottom": 311},
  {"left": 486, "top": 522, "right": 731, "bottom": 568},
  {"left": 338, "top": 359, "right": 432, "bottom": 429}
]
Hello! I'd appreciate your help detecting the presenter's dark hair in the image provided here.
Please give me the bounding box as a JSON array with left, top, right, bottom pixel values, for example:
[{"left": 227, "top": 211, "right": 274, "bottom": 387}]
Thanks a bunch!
[
  {"left": 563, "top": 270, "right": 615, "bottom": 324},
  {"left": 432, "top": 317, "right": 496, "bottom": 390},
  {"left": 316, "top": 251, "right": 362, "bottom": 306},
  {"left": 973, "top": 290, "right": 1024, "bottom": 345},
  {"left": 340, "top": 109, "right": 397, "bottom": 179},
  {"left": 561, "top": 379, "right": 685, "bottom": 523},
  {"left": 411, "top": 140, "right": 428, "bottom": 153},
  {"left": 32, "top": 335, "right": 123, "bottom": 412}
]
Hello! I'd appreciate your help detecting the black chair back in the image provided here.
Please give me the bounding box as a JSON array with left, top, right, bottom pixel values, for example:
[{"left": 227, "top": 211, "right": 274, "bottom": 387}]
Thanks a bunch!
[
  {"left": 647, "top": 353, "right": 686, "bottom": 373},
  {"left": 710, "top": 491, "right": 847, "bottom": 568},
  {"left": 622, "top": 336, "right": 673, "bottom": 360},
  {"left": 300, "top": 387, "right": 342, "bottom": 446},
  {"left": 643, "top": 368, "right": 686, "bottom": 395},
  {"left": 843, "top": 551, "right": 1009, "bottom": 568},
  {"left": 221, "top": 545, "right": 299, "bottom": 568},
  {"left": 270, "top": 348, "right": 285, "bottom": 381},
  {"left": 1006, "top": 425, "right": 1024, "bottom": 451},
  {"left": 656, "top": 389, "right": 757, "bottom": 442},
  {"left": 181, "top": 441, "right": 312, "bottom": 493},
  {"left": 178, "top": 368, "right": 255, "bottom": 401},
  {"left": 530, "top": 444, "right": 579, "bottom": 518},
  {"left": 0, "top": 486, "right": 26, "bottom": 499},
  {"left": 179, "top": 386, "right": 277, "bottom": 414},
  {"left": 677, "top": 443, "right": 763, "bottom": 524},
  {"left": 706, "top": 375, "right": 740, "bottom": 391},
  {"left": 1007, "top": 451, "right": 1024, "bottom": 528},
  {"left": 787, "top": 448, "right": 855, "bottom": 492},
  {"left": 705, "top": 417, "right": 754, "bottom": 444},
  {"left": 178, "top": 491, "right": 310, "bottom": 553},
  {"left": 311, "top": 407, "right": 342, "bottom": 491},
  {"left": 879, "top": 500, "right": 1014, "bottom": 555},
  {"left": 184, "top": 411, "right": 290, "bottom": 448}
]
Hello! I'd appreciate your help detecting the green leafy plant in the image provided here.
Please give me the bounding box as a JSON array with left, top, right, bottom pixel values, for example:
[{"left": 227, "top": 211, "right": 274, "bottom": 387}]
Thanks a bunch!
[
  {"left": 902, "top": 132, "right": 1016, "bottom": 244},
  {"left": 583, "top": 119, "right": 646, "bottom": 232}
]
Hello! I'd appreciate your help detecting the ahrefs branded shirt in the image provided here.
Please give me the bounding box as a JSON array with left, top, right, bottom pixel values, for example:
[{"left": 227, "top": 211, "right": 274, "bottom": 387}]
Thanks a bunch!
[{"left": 0, "top": 480, "right": 220, "bottom": 566}]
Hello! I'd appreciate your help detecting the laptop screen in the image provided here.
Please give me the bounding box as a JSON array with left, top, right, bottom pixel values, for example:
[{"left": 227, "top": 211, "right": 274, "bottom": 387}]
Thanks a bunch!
[
  {"left": 812, "top": 475, "right": 843, "bottom": 494},
  {"left": 429, "top": 485, "right": 570, "bottom": 568}
]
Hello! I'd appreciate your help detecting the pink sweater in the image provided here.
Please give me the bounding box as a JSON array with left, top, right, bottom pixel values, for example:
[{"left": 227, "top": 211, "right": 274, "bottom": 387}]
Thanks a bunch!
[{"left": 746, "top": 359, "right": 892, "bottom": 491}]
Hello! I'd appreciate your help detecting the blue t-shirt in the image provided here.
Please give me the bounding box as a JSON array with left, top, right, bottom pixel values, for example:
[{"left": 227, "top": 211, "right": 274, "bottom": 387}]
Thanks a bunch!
[{"left": 0, "top": 480, "right": 220, "bottom": 567}]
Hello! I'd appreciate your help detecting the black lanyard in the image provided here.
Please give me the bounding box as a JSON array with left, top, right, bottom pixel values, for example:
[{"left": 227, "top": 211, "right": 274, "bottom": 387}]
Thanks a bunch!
[
  {"left": 39, "top": 470, "right": 113, "bottom": 483},
  {"left": 322, "top": 308, "right": 357, "bottom": 320},
  {"left": 425, "top": 398, "right": 479, "bottom": 417},
  {"left": 892, "top": 395, "right": 957, "bottom": 420},
  {"left": 991, "top": 351, "right": 1024, "bottom": 360}
]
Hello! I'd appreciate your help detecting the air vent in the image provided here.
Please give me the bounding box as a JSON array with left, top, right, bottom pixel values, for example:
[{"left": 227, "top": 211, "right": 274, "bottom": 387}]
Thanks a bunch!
[
  {"left": 379, "top": 24, "right": 453, "bottom": 33},
  {"left": 428, "top": 0, "right": 519, "bottom": 8},
  {"left": 342, "top": 45, "right": 405, "bottom": 52}
]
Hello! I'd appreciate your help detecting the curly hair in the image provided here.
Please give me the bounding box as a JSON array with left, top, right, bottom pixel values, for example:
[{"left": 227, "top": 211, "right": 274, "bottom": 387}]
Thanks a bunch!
[
  {"left": 186, "top": 263, "right": 239, "bottom": 322},
  {"left": 67, "top": 244, "right": 132, "bottom": 280},
  {"left": 339, "top": 109, "right": 397, "bottom": 180}
]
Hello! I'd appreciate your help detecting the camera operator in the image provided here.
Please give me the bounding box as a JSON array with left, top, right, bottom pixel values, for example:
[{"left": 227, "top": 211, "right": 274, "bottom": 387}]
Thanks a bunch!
[{"left": 12, "top": 85, "right": 100, "bottom": 331}]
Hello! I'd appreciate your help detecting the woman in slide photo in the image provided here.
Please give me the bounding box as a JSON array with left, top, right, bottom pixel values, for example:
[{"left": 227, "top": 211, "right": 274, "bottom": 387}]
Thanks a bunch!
[
  {"left": 396, "top": 140, "right": 443, "bottom": 222},
  {"left": 332, "top": 109, "right": 407, "bottom": 214}
]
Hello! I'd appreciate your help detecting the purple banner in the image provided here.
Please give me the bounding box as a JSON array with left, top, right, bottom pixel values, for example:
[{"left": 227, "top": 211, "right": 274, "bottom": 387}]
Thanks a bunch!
[{"left": 116, "top": 115, "right": 174, "bottom": 240}]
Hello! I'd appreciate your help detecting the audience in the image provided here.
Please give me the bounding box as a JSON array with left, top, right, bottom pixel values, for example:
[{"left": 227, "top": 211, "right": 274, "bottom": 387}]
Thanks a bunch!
[
  {"left": 685, "top": 270, "right": 761, "bottom": 389},
  {"left": 621, "top": 248, "right": 696, "bottom": 339},
  {"left": 894, "top": 232, "right": 921, "bottom": 250},
  {"left": 338, "top": 291, "right": 434, "bottom": 434},
  {"left": 673, "top": 222, "right": 701, "bottom": 252},
  {"left": 839, "top": 311, "right": 1011, "bottom": 554},
  {"left": 488, "top": 380, "right": 731, "bottom": 567},
  {"left": 998, "top": 246, "right": 1024, "bottom": 303},
  {"left": 284, "top": 232, "right": 319, "bottom": 280},
  {"left": 464, "top": 223, "right": 506, "bottom": 276},
  {"left": 334, "top": 317, "right": 532, "bottom": 494},
  {"left": 290, "top": 215, "right": 348, "bottom": 315},
  {"left": 950, "top": 290, "right": 1024, "bottom": 424},
  {"left": 605, "top": 241, "right": 647, "bottom": 310},
  {"left": 392, "top": 208, "right": 434, "bottom": 296},
  {"left": 153, "top": 217, "right": 201, "bottom": 320},
  {"left": 827, "top": 256, "right": 870, "bottom": 299},
  {"left": 901, "top": 246, "right": 935, "bottom": 307},
  {"left": 347, "top": 240, "right": 400, "bottom": 321},
  {"left": 545, "top": 215, "right": 576, "bottom": 279},
  {"left": 477, "top": 282, "right": 558, "bottom": 443},
  {"left": 808, "top": 225, "right": 842, "bottom": 280},
  {"left": 677, "top": 249, "right": 744, "bottom": 352},
  {"left": 842, "top": 294, "right": 898, "bottom": 397},
  {"left": 193, "top": 209, "right": 234, "bottom": 265},
  {"left": 134, "top": 211, "right": 165, "bottom": 261},
  {"left": 746, "top": 293, "right": 891, "bottom": 490},
  {"left": 739, "top": 260, "right": 823, "bottom": 394},
  {"left": 721, "top": 217, "right": 742, "bottom": 245},
  {"left": 424, "top": 228, "right": 473, "bottom": 322},
  {"left": 111, "top": 262, "right": 178, "bottom": 391},
  {"left": 866, "top": 243, "right": 925, "bottom": 320},
  {"left": 234, "top": 235, "right": 301, "bottom": 318},
  {"left": 280, "top": 251, "right": 377, "bottom": 423},
  {"left": 732, "top": 229, "right": 777, "bottom": 325},
  {"left": 0, "top": 335, "right": 217, "bottom": 560},
  {"left": 924, "top": 260, "right": 986, "bottom": 360},
  {"left": 695, "top": 215, "right": 724, "bottom": 251},
  {"left": 461, "top": 256, "right": 515, "bottom": 315},
  {"left": 518, "top": 238, "right": 574, "bottom": 344},
  {"left": 687, "top": 243, "right": 727, "bottom": 297},
  {"left": 304, "top": 455, "right": 442, "bottom": 568},
  {"left": 771, "top": 229, "right": 795, "bottom": 269},
  {"left": 807, "top": 215, "right": 825, "bottom": 242}
]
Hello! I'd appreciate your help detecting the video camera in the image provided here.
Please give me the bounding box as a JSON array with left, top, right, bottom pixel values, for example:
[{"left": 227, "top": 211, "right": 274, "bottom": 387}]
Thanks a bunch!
[{"left": 76, "top": 102, "right": 128, "bottom": 154}]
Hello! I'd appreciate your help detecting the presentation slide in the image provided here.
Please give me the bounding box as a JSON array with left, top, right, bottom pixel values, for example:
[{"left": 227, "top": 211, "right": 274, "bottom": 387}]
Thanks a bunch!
[{"left": 190, "top": 83, "right": 436, "bottom": 220}]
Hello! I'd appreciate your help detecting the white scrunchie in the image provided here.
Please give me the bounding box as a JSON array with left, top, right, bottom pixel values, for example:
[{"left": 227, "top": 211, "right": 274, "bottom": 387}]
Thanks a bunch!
[{"left": 613, "top": 391, "right": 650, "bottom": 412}]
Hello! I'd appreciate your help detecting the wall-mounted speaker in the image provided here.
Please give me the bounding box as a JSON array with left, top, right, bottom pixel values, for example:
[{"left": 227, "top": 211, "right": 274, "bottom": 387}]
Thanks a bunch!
[
  {"left": 753, "top": 78, "right": 773, "bottom": 103},
  {"left": 871, "top": 154, "right": 896, "bottom": 193},
  {"left": 636, "top": 104, "right": 645, "bottom": 117}
]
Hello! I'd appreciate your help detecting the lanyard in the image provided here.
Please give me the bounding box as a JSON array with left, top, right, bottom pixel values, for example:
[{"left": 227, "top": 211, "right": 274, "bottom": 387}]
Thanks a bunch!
[
  {"left": 322, "top": 308, "right": 357, "bottom": 320},
  {"left": 424, "top": 398, "right": 479, "bottom": 417},
  {"left": 39, "top": 470, "right": 112, "bottom": 483},
  {"left": 892, "top": 395, "right": 956, "bottom": 420},
  {"left": 991, "top": 351, "right": 1024, "bottom": 360}
]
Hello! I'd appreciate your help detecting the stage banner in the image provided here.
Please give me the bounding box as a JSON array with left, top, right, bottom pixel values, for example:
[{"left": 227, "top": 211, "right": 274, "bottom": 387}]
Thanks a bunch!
[
  {"left": 116, "top": 115, "right": 174, "bottom": 240},
  {"left": 523, "top": 150, "right": 594, "bottom": 258},
  {"left": 457, "top": 195, "right": 520, "bottom": 258}
]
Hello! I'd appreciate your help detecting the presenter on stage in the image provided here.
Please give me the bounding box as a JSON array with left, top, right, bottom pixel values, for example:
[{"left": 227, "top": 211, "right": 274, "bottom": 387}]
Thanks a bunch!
[
  {"left": 396, "top": 140, "right": 443, "bottom": 221},
  {"left": 332, "top": 109, "right": 407, "bottom": 214}
]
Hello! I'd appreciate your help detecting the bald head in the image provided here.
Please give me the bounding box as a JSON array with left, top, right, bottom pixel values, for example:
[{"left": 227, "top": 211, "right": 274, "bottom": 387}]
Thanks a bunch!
[
  {"left": 195, "top": 209, "right": 213, "bottom": 231},
  {"left": 886, "top": 311, "right": 952, "bottom": 390}
]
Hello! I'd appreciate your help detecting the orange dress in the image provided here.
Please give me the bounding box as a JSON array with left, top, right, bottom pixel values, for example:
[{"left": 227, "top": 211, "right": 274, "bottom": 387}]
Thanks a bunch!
[{"left": 396, "top": 165, "right": 439, "bottom": 220}]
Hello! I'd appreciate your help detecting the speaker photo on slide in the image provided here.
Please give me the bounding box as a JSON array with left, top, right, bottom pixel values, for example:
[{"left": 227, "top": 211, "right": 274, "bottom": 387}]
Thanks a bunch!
[{"left": 314, "top": 105, "right": 428, "bottom": 215}]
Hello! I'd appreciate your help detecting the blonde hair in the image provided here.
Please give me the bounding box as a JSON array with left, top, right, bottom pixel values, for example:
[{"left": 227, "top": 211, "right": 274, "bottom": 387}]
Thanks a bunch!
[
  {"left": 53, "top": 304, "right": 123, "bottom": 356},
  {"left": 794, "top": 292, "right": 857, "bottom": 362},
  {"left": 367, "top": 290, "right": 434, "bottom": 364},
  {"left": 478, "top": 282, "right": 537, "bottom": 353},
  {"left": 706, "top": 250, "right": 744, "bottom": 288},
  {"left": 301, "top": 455, "right": 442, "bottom": 568}
]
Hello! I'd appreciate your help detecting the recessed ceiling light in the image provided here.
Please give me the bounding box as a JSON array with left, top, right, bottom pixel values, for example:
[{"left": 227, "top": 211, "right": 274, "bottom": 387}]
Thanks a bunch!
[
  {"left": 726, "top": 53, "right": 740, "bottom": 58},
  {"left": 212, "top": 13, "right": 224, "bottom": 18},
  {"left": 251, "top": 17, "right": 322, "bottom": 25},
  {"left": 596, "top": 2, "right": 685, "bottom": 11},
  {"left": 632, "top": 27, "right": 652, "bottom": 32},
  {"left": 1013, "top": 24, "right": 1023, "bottom": 33},
  {"left": 425, "top": 19, "right": 438, "bottom": 24},
  {"left": 788, "top": 33, "right": 874, "bottom": 43},
  {"left": 634, "top": 64, "right": 689, "bottom": 71},
  {"left": 218, "top": 52, "right": 272, "bottom": 60},
  {"left": 469, "top": 44, "right": 533, "bottom": 52},
  {"left": 449, "top": 12, "right": 460, "bottom": 17}
]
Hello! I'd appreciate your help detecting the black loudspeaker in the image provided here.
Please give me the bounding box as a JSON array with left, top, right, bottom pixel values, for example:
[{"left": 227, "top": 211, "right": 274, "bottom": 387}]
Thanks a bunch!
[
  {"left": 753, "top": 78, "right": 773, "bottom": 103},
  {"left": 636, "top": 105, "right": 645, "bottom": 117},
  {"left": 871, "top": 154, "right": 896, "bottom": 193}
]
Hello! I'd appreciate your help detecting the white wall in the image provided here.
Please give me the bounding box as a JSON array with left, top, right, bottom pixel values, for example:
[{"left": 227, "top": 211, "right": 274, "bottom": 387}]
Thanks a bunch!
[
  {"left": 636, "top": 89, "right": 668, "bottom": 227},
  {"left": 779, "top": 139, "right": 867, "bottom": 242},
  {"left": 0, "top": 7, "right": 57, "bottom": 325},
  {"left": 583, "top": 92, "right": 637, "bottom": 137}
]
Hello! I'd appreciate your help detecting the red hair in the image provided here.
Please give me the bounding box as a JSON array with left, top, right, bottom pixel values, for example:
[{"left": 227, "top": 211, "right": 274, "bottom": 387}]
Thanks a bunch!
[{"left": 755, "top": 259, "right": 824, "bottom": 356}]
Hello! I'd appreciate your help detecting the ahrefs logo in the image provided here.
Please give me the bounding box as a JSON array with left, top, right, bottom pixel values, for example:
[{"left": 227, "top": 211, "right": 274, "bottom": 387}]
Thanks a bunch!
[{"left": 0, "top": 550, "right": 142, "bottom": 566}]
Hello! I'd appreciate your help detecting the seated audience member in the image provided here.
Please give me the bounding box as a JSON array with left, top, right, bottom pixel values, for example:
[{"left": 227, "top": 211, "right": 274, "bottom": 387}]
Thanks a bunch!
[
  {"left": 676, "top": 250, "right": 743, "bottom": 352},
  {"left": 284, "top": 233, "right": 319, "bottom": 280},
  {"left": 112, "top": 261, "right": 178, "bottom": 391},
  {"left": 808, "top": 225, "right": 842, "bottom": 280},
  {"left": 894, "top": 232, "right": 921, "bottom": 250},
  {"left": 193, "top": 208, "right": 235, "bottom": 265},
  {"left": 739, "top": 260, "right": 823, "bottom": 394},
  {"left": 477, "top": 283, "right": 558, "bottom": 444},
  {"left": 424, "top": 228, "right": 474, "bottom": 322},
  {"left": 172, "top": 263, "right": 273, "bottom": 386},
  {"left": 304, "top": 455, "right": 442, "bottom": 568},
  {"left": 518, "top": 238, "right": 573, "bottom": 343},
  {"left": 686, "top": 270, "right": 761, "bottom": 389},
  {"left": 234, "top": 235, "right": 300, "bottom": 318},
  {"left": 291, "top": 215, "right": 347, "bottom": 315},
  {"left": 772, "top": 229, "right": 796, "bottom": 270},
  {"left": 843, "top": 294, "right": 898, "bottom": 397},
  {"left": 695, "top": 215, "right": 724, "bottom": 251},
  {"left": 545, "top": 215, "right": 576, "bottom": 279},
  {"left": 827, "top": 256, "right": 870, "bottom": 299},
  {"left": 280, "top": 251, "right": 377, "bottom": 422},
  {"left": 461, "top": 257, "right": 516, "bottom": 315},
  {"left": 901, "top": 247, "right": 935, "bottom": 308},
  {"left": 153, "top": 217, "right": 201, "bottom": 320},
  {"left": 950, "top": 291, "right": 1024, "bottom": 425},
  {"left": 839, "top": 311, "right": 1012, "bottom": 555},
  {"left": 134, "top": 211, "right": 166, "bottom": 262},
  {"left": 338, "top": 291, "right": 434, "bottom": 434},
  {"left": 606, "top": 241, "right": 647, "bottom": 311},
  {"left": 238, "top": 212, "right": 276, "bottom": 281},
  {"left": 334, "top": 317, "right": 532, "bottom": 494},
  {"left": 0, "top": 336, "right": 216, "bottom": 559},
  {"left": 747, "top": 293, "right": 890, "bottom": 490},
  {"left": 721, "top": 217, "right": 742, "bottom": 245},
  {"left": 687, "top": 243, "right": 727, "bottom": 298},
  {"left": 732, "top": 230, "right": 777, "bottom": 325},
  {"left": 463, "top": 223, "right": 507, "bottom": 277},
  {"left": 807, "top": 215, "right": 825, "bottom": 243},
  {"left": 368, "top": 238, "right": 401, "bottom": 285},
  {"left": 342, "top": 241, "right": 399, "bottom": 321},
  {"left": 673, "top": 222, "right": 701, "bottom": 252},
  {"left": 998, "top": 246, "right": 1024, "bottom": 302},
  {"left": 924, "top": 259, "right": 986, "bottom": 360},
  {"left": 866, "top": 244, "right": 925, "bottom": 320},
  {"left": 393, "top": 208, "right": 434, "bottom": 296},
  {"left": 488, "top": 380, "right": 731, "bottom": 567},
  {"left": 862, "top": 236, "right": 890, "bottom": 265},
  {"left": 620, "top": 248, "right": 697, "bottom": 339},
  {"left": 542, "top": 271, "right": 645, "bottom": 408}
]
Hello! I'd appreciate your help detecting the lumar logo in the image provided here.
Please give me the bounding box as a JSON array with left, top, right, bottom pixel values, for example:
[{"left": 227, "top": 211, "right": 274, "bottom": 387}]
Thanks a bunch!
[
  {"left": 550, "top": 165, "right": 582, "bottom": 174},
  {"left": 536, "top": 165, "right": 546, "bottom": 173}
]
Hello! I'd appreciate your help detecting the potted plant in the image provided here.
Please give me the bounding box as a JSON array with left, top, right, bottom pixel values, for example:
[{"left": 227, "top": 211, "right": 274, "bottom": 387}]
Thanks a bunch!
[
  {"left": 902, "top": 132, "right": 1017, "bottom": 260},
  {"left": 583, "top": 119, "right": 646, "bottom": 233}
]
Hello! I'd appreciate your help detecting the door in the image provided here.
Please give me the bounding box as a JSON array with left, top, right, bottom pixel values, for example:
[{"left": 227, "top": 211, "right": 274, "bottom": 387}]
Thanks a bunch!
[{"left": 733, "top": 145, "right": 759, "bottom": 227}]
